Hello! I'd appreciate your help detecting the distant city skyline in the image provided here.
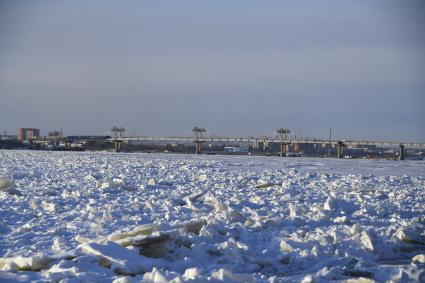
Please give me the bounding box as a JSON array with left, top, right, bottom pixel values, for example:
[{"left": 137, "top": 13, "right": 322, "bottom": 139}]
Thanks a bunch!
[{"left": 1, "top": 0, "right": 424, "bottom": 142}]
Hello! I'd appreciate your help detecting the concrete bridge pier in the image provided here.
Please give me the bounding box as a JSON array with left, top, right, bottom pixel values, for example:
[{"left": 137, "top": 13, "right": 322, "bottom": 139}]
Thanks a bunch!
[
  {"left": 337, "top": 141, "right": 346, "bottom": 159},
  {"left": 399, "top": 144, "right": 405, "bottom": 160},
  {"left": 114, "top": 140, "right": 122, "bottom": 152},
  {"left": 263, "top": 140, "right": 269, "bottom": 151},
  {"left": 280, "top": 142, "right": 287, "bottom": 157},
  {"left": 252, "top": 140, "right": 259, "bottom": 151},
  {"left": 195, "top": 141, "right": 203, "bottom": 154}
]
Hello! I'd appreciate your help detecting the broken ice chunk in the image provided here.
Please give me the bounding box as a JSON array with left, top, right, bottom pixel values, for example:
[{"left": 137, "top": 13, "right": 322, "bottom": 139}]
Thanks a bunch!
[
  {"left": 179, "top": 219, "right": 206, "bottom": 235},
  {"left": 143, "top": 267, "right": 181, "bottom": 283},
  {"left": 52, "top": 237, "right": 67, "bottom": 251},
  {"left": 198, "top": 174, "right": 208, "bottom": 181},
  {"left": 183, "top": 267, "right": 202, "bottom": 280},
  {"left": 342, "top": 277, "right": 375, "bottom": 283},
  {"left": 108, "top": 224, "right": 159, "bottom": 242},
  {"left": 280, "top": 240, "right": 293, "bottom": 253},
  {"left": 81, "top": 241, "right": 164, "bottom": 275},
  {"left": 211, "top": 268, "right": 254, "bottom": 283},
  {"left": 0, "top": 255, "right": 52, "bottom": 271},
  {"left": 42, "top": 201, "right": 56, "bottom": 213},
  {"left": 112, "top": 276, "right": 136, "bottom": 283},
  {"left": 349, "top": 223, "right": 361, "bottom": 235},
  {"left": 331, "top": 230, "right": 346, "bottom": 244},
  {"left": 324, "top": 196, "right": 338, "bottom": 211},
  {"left": 248, "top": 196, "right": 265, "bottom": 205},
  {"left": 84, "top": 174, "right": 97, "bottom": 182},
  {"left": 0, "top": 177, "right": 14, "bottom": 190},
  {"left": 333, "top": 216, "right": 350, "bottom": 224},
  {"left": 412, "top": 254, "right": 425, "bottom": 264},
  {"left": 361, "top": 230, "right": 375, "bottom": 251},
  {"left": 323, "top": 196, "right": 358, "bottom": 214},
  {"left": 289, "top": 204, "right": 299, "bottom": 218},
  {"left": 0, "top": 177, "right": 21, "bottom": 195},
  {"left": 0, "top": 271, "right": 42, "bottom": 282},
  {"left": 147, "top": 179, "right": 156, "bottom": 186},
  {"left": 395, "top": 228, "right": 425, "bottom": 245}
]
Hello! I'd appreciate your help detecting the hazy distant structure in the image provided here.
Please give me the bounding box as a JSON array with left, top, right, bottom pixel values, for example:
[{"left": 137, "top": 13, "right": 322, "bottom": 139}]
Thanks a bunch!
[
  {"left": 118, "top": 127, "right": 126, "bottom": 138},
  {"left": 337, "top": 141, "right": 346, "bottom": 159},
  {"left": 110, "top": 126, "right": 126, "bottom": 139},
  {"left": 48, "top": 130, "right": 61, "bottom": 137},
  {"left": 192, "top": 127, "right": 206, "bottom": 154},
  {"left": 110, "top": 127, "right": 119, "bottom": 139},
  {"left": 18, "top": 128, "right": 40, "bottom": 142},
  {"left": 399, "top": 144, "right": 405, "bottom": 160},
  {"left": 277, "top": 128, "right": 290, "bottom": 157},
  {"left": 110, "top": 126, "right": 126, "bottom": 152},
  {"left": 328, "top": 128, "right": 332, "bottom": 157}
]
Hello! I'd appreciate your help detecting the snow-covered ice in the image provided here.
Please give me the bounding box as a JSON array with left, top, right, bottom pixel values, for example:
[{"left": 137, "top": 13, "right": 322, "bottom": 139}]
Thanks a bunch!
[{"left": 0, "top": 150, "right": 424, "bottom": 282}]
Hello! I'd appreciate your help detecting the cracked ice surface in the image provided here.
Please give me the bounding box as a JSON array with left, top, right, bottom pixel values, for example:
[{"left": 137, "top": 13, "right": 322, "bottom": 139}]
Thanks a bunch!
[{"left": 0, "top": 150, "right": 424, "bottom": 282}]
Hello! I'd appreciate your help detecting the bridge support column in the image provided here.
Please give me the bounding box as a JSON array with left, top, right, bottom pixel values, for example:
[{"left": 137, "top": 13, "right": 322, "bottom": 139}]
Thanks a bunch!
[
  {"left": 263, "top": 140, "right": 268, "bottom": 151},
  {"left": 114, "top": 140, "right": 122, "bottom": 152},
  {"left": 280, "top": 142, "right": 287, "bottom": 157},
  {"left": 252, "top": 140, "right": 259, "bottom": 151},
  {"left": 195, "top": 141, "right": 202, "bottom": 154},
  {"left": 399, "top": 144, "right": 405, "bottom": 160},
  {"left": 337, "top": 141, "right": 345, "bottom": 159}
]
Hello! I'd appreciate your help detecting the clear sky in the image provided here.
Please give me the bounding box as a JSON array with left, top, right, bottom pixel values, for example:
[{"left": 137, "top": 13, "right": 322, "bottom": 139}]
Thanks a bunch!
[{"left": 1, "top": 0, "right": 424, "bottom": 141}]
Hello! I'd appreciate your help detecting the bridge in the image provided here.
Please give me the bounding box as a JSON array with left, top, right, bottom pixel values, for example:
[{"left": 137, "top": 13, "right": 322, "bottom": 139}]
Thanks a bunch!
[{"left": 109, "top": 136, "right": 425, "bottom": 160}]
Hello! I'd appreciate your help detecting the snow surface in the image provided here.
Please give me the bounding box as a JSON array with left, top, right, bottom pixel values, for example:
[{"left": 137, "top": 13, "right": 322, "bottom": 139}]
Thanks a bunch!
[{"left": 0, "top": 150, "right": 424, "bottom": 282}]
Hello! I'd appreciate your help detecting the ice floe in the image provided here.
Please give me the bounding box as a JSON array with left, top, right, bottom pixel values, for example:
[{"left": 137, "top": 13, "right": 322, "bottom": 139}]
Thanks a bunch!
[{"left": 0, "top": 150, "right": 424, "bottom": 282}]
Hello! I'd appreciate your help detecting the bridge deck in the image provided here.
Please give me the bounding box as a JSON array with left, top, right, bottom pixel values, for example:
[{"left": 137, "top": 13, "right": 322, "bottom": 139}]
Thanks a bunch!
[{"left": 110, "top": 137, "right": 425, "bottom": 148}]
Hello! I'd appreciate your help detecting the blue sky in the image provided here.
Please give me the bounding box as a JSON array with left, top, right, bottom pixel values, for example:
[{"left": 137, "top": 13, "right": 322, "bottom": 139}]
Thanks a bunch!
[{"left": 0, "top": 0, "right": 424, "bottom": 141}]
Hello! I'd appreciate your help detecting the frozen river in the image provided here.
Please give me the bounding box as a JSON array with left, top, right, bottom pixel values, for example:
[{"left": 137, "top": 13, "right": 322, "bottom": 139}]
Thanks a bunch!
[{"left": 0, "top": 150, "right": 424, "bottom": 282}]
